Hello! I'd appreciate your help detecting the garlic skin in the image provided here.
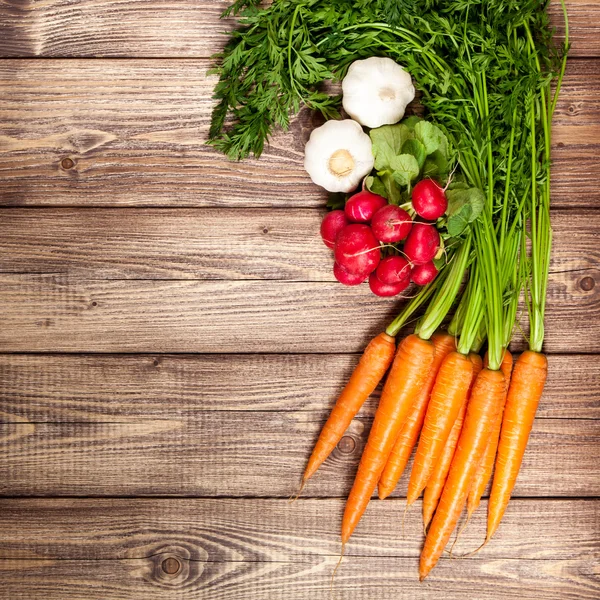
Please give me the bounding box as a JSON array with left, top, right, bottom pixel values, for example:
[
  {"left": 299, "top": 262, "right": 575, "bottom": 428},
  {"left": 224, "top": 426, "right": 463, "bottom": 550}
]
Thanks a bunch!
[
  {"left": 342, "top": 57, "right": 415, "bottom": 128},
  {"left": 304, "top": 119, "right": 374, "bottom": 193}
]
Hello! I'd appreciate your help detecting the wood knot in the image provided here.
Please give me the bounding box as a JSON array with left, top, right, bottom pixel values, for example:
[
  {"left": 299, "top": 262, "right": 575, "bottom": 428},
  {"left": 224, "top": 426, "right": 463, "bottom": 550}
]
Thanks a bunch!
[
  {"left": 161, "top": 557, "right": 181, "bottom": 576},
  {"left": 580, "top": 276, "right": 595, "bottom": 292},
  {"left": 61, "top": 157, "right": 75, "bottom": 170},
  {"left": 153, "top": 357, "right": 161, "bottom": 367},
  {"left": 338, "top": 435, "right": 356, "bottom": 454}
]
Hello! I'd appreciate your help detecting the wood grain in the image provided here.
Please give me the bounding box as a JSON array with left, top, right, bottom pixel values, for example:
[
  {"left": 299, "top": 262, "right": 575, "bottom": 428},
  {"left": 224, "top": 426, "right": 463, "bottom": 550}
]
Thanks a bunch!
[
  {"left": 1, "top": 556, "right": 597, "bottom": 600},
  {"left": 0, "top": 415, "right": 597, "bottom": 496},
  {"left": 1, "top": 498, "right": 597, "bottom": 560},
  {"left": 0, "top": 209, "right": 598, "bottom": 280},
  {"left": 0, "top": 0, "right": 593, "bottom": 58},
  {"left": 0, "top": 265, "right": 598, "bottom": 353},
  {"left": 1, "top": 353, "right": 597, "bottom": 422},
  {"left": 0, "top": 59, "right": 598, "bottom": 207}
]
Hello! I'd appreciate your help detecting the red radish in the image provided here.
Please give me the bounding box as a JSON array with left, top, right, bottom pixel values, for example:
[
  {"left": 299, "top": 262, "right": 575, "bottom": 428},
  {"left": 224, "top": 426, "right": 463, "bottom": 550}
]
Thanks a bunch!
[
  {"left": 411, "top": 261, "right": 438, "bottom": 285},
  {"left": 376, "top": 256, "right": 411, "bottom": 285},
  {"left": 320, "top": 210, "right": 349, "bottom": 249},
  {"left": 334, "top": 224, "right": 381, "bottom": 275},
  {"left": 345, "top": 191, "right": 387, "bottom": 223},
  {"left": 412, "top": 179, "right": 448, "bottom": 220},
  {"left": 369, "top": 272, "right": 409, "bottom": 297},
  {"left": 371, "top": 205, "right": 412, "bottom": 243},
  {"left": 404, "top": 223, "right": 440, "bottom": 265},
  {"left": 334, "top": 262, "right": 368, "bottom": 286}
]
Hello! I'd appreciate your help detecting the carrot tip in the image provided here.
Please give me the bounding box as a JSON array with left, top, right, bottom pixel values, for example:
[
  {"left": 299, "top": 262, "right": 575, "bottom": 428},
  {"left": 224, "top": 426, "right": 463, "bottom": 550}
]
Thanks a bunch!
[{"left": 288, "top": 479, "right": 306, "bottom": 504}]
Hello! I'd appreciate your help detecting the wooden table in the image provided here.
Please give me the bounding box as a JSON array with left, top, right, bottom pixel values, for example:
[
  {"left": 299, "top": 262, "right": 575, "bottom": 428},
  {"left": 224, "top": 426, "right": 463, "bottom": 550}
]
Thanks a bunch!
[{"left": 0, "top": 2, "right": 598, "bottom": 598}]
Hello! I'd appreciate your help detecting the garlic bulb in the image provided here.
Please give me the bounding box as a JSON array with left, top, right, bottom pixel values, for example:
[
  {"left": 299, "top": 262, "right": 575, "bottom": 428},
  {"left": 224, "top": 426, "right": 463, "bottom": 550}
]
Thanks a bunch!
[
  {"left": 342, "top": 57, "right": 415, "bottom": 128},
  {"left": 304, "top": 119, "right": 374, "bottom": 193}
]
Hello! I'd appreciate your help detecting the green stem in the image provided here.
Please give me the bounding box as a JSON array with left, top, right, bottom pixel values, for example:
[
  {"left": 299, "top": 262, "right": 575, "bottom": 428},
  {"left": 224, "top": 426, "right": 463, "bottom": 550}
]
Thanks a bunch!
[{"left": 416, "top": 233, "right": 472, "bottom": 340}]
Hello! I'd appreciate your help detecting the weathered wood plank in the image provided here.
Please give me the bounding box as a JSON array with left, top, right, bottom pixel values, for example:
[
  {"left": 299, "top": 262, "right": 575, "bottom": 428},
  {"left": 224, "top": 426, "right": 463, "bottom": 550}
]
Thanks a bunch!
[
  {"left": 0, "top": 209, "right": 598, "bottom": 280},
  {"left": 1, "top": 353, "right": 598, "bottom": 421},
  {"left": 0, "top": 59, "right": 597, "bottom": 207},
  {"left": 0, "top": 416, "right": 597, "bottom": 496},
  {"left": 1, "top": 498, "right": 597, "bottom": 560},
  {"left": 1, "top": 556, "right": 597, "bottom": 600},
  {"left": 0, "top": 0, "right": 592, "bottom": 58},
  {"left": 0, "top": 265, "right": 598, "bottom": 353}
]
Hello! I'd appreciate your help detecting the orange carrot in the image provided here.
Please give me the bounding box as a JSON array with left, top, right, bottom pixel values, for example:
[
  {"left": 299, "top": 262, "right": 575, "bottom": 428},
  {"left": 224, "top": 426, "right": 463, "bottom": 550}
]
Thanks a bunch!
[
  {"left": 377, "top": 332, "right": 456, "bottom": 500},
  {"left": 406, "top": 351, "right": 474, "bottom": 505},
  {"left": 422, "top": 353, "right": 483, "bottom": 530},
  {"left": 467, "top": 350, "right": 513, "bottom": 518},
  {"left": 341, "top": 334, "right": 435, "bottom": 543},
  {"left": 487, "top": 351, "right": 547, "bottom": 541},
  {"left": 420, "top": 368, "right": 506, "bottom": 580},
  {"left": 302, "top": 332, "right": 396, "bottom": 482}
]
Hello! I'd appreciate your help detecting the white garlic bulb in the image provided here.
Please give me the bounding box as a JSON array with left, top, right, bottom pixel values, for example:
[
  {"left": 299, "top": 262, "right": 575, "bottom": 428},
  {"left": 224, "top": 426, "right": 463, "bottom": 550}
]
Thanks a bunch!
[
  {"left": 342, "top": 57, "right": 415, "bottom": 128},
  {"left": 303, "top": 119, "right": 374, "bottom": 193}
]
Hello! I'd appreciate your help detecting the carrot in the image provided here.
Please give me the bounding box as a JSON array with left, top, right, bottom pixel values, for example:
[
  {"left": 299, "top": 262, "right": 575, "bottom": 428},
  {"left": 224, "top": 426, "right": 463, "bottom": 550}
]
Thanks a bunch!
[
  {"left": 420, "top": 368, "right": 506, "bottom": 580},
  {"left": 487, "top": 350, "right": 547, "bottom": 541},
  {"left": 406, "top": 351, "right": 474, "bottom": 505},
  {"left": 341, "top": 334, "right": 435, "bottom": 543},
  {"left": 377, "top": 332, "right": 456, "bottom": 500},
  {"left": 466, "top": 350, "right": 513, "bottom": 518},
  {"left": 302, "top": 332, "right": 396, "bottom": 482},
  {"left": 422, "top": 353, "right": 483, "bottom": 530}
]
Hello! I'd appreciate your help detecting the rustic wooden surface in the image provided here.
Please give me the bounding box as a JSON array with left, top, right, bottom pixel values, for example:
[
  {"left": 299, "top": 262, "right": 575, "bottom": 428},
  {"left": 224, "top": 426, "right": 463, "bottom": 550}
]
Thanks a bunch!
[{"left": 0, "top": 1, "right": 599, "bottom": 599}]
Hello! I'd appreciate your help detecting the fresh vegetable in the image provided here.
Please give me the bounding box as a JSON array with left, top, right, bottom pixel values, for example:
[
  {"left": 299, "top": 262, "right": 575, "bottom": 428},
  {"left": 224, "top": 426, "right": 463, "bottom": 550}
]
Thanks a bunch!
[
  {"left": 345, "top": 191, "right": 387, "bottom": 223},
  {"left": 412, "top": 179, "right": 447, "bottom": 220},
  {"left": 411, "top": 261, "right": 438, "bottom": 286},
  {"left": 342, "top": 57, "right": 415, "bottom": 129},
  {"left": 423, "top": 353, "right": 483, "bottom": 530},
  {"left": 303, "top": 332, "right": 396, "bottom": 482},
  {"left": 342, "top": 334, "right": 435, "bottom": 543},
  {"left": 404, "top": 223, "right": 440, "bottom": 266},
  {"left": 375, "top": 256, "right": 411, "bottom": 286},
  {"left": 368, "top": 272, "right": 407, "bottom": 297},
  {"left": 333, "top": 262, "right": 368, "bottom": 286},
  {"left": 406, "top": 351, "right": 474, "bottom": 505},
  {"left": 370, "top": 205, "right": 412, "bottom": 243},
  {"left": 378, "top": 331, "right": 456, "bottom": 500},
  {"left": 467, "top": 350, "right": 513, "bottom": 519},
  {"left": 320, "top": 210, "right": 348, "bottom": 249},
  {"left": 303, "top": 120, "right": 374, "bottom": 193},
  {"left": 487, "top": 351, "right": 548, "bottom": 541},
  {"left": 420, "top": 368, "right": 506, "bottom": 580},
  {"left": 334, "top": 224, "right": 380, "bottom": 275}
]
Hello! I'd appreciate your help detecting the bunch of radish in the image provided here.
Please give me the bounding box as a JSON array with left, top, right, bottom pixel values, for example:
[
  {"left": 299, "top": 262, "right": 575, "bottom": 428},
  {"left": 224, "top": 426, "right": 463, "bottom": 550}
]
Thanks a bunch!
[{"left": 321, "top": 180, "right": 447, "bottom": 297}]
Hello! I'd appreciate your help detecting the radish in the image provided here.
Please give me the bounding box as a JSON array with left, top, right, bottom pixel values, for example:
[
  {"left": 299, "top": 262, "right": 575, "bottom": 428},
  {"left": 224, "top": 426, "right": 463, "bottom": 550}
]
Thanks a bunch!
[
  {"left": 404, "top": 222, "right": 440, "bottom": 265},
  {"left": 369, "top": 272, "right": 410, "bottom": 297},
  {"left": 411, "top": 261, "right": 438, "bottom": 285},
  {"left": 376, "top": 256, "right": 411, "bottom": 285},
  {"left": 371, "top": 205, "right": 412, "bottom": 243},
  {"left": 320, "top": 210, "right": 349, "bottom": 249},
  {"left": 411, "top": 179, "right": 448, "bottom": 220},
  {"left": 334, "top": 224, "right": 381, "bottom": 275},
  {"left": 333, "top": 262, "right": 368, "bottom": 286},
  {"left": 345, "top": 190, "right": 387, "bottom": 223}
]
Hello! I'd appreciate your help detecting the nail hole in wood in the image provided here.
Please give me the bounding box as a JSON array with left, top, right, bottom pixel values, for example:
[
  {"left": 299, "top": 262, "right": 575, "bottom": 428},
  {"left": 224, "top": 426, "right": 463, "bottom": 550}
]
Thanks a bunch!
[
  {"left": 91, "top": 301, "right": 97, "bottom": 307},
  {"left": 568, "top": 105, "right": 575, "bottom": 114},
  {"left": 338, "top": 435, "right": 356, "bottom": 454},
  {"left": 580, "top": 276, "right": 595, "bottom": 292},
  {"left": 61, "top": 158, "right": 75, "bottom": 170},
  {"left": 161, "top": 557, "right": 181, "bottom": 575},
  {"left": 153, "top": 358, "right": 160, "bottom": 367},
  {"left": 262, "top": 227, "right": 269, "bottom": 234}
]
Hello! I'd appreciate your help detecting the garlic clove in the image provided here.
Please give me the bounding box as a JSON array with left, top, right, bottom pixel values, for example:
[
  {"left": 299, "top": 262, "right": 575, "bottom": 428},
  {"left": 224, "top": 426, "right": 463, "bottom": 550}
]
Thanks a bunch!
[
  {"left": 304, "top": 119, "right": 374, "bottom": 193},
  {"left": 342, "top": 57, "right": 415, "bottom": 128}
]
